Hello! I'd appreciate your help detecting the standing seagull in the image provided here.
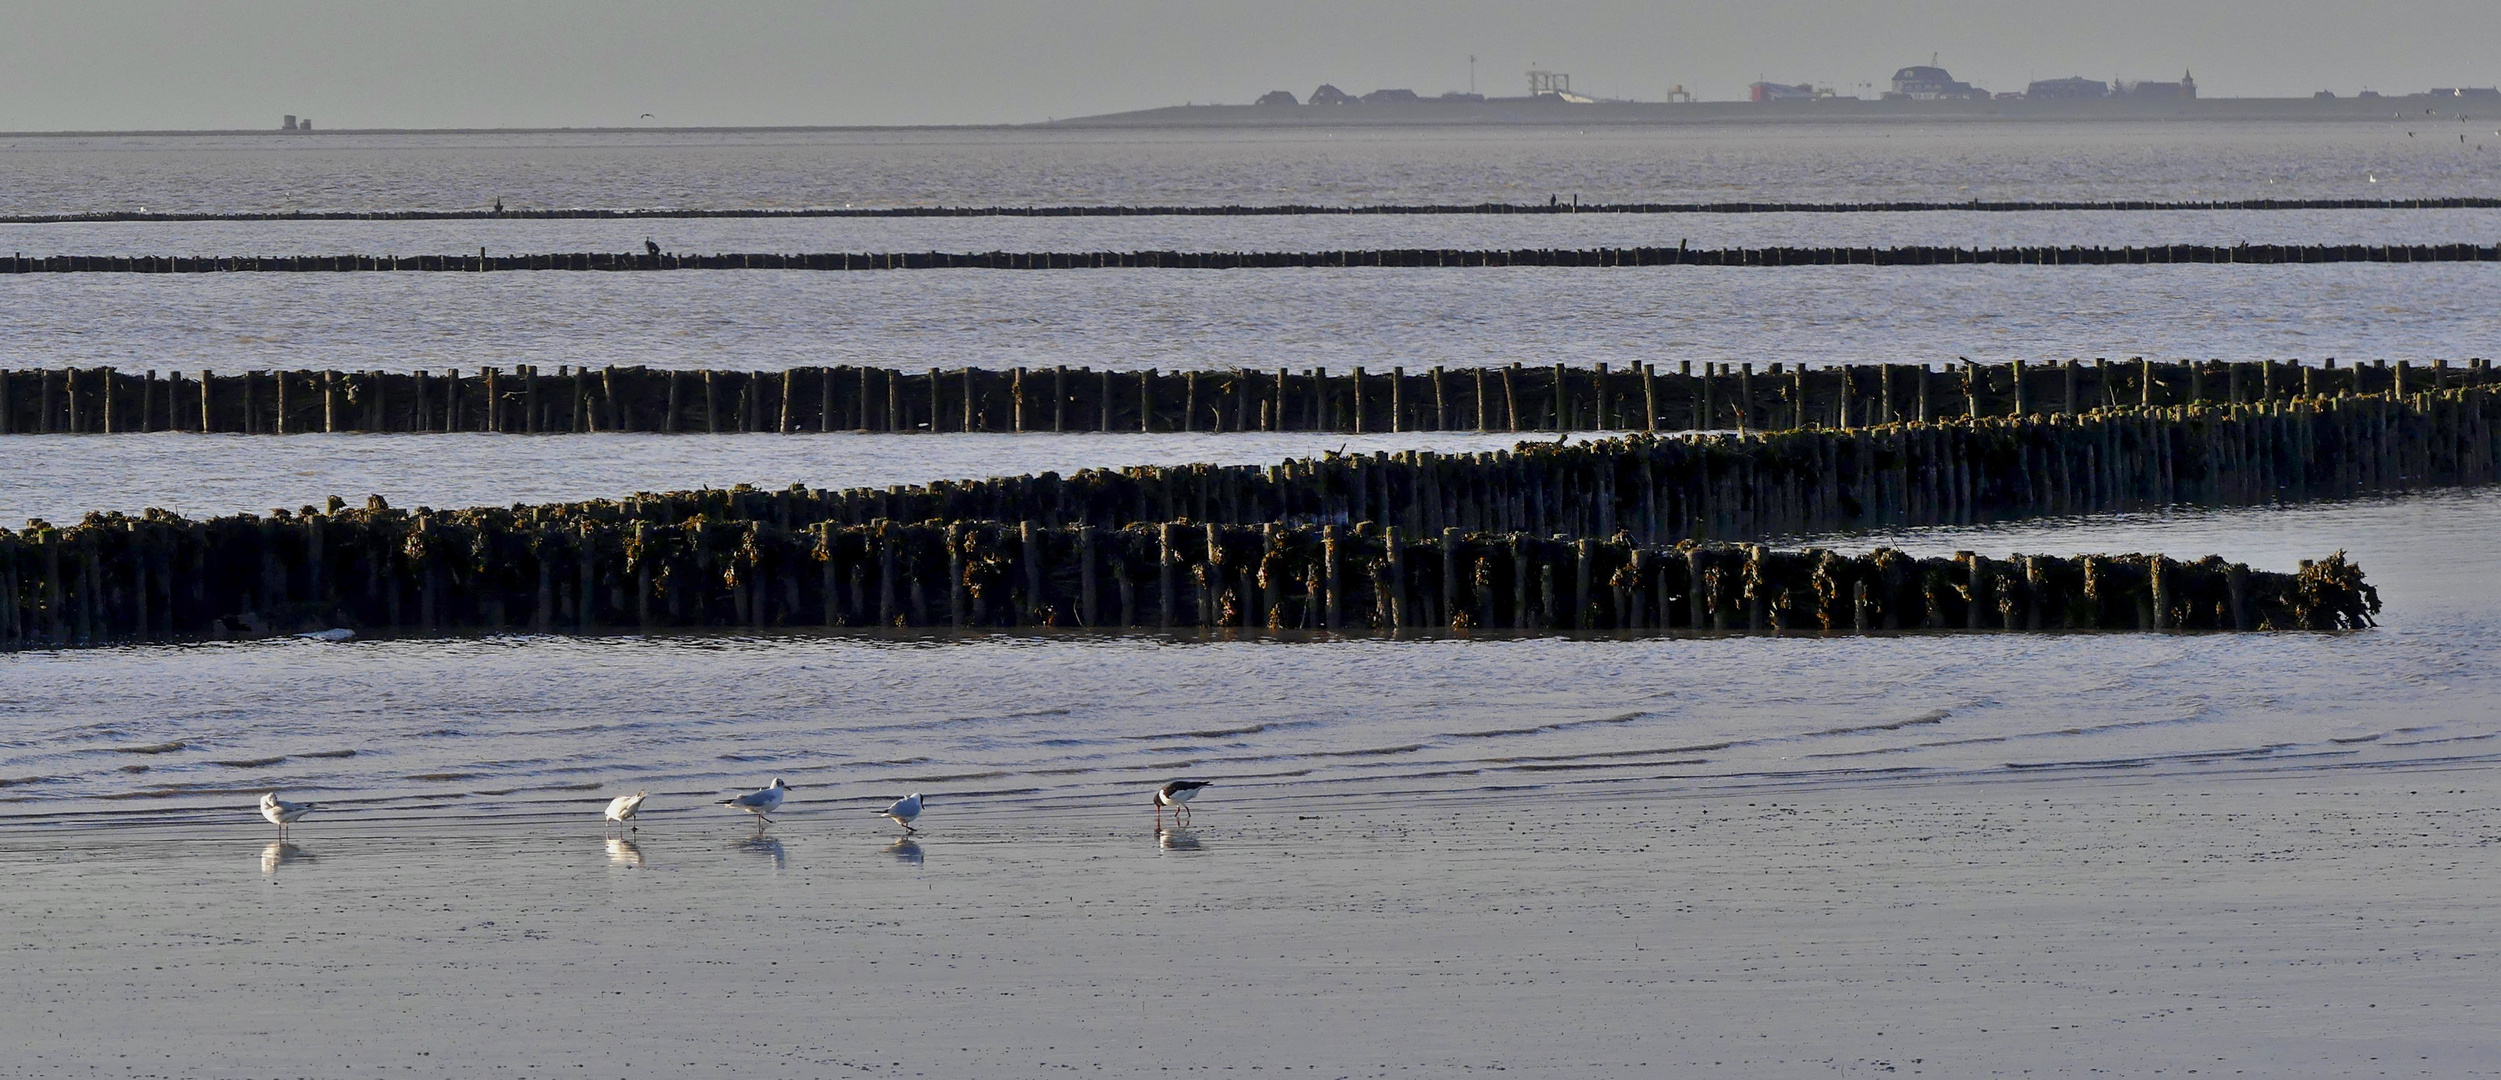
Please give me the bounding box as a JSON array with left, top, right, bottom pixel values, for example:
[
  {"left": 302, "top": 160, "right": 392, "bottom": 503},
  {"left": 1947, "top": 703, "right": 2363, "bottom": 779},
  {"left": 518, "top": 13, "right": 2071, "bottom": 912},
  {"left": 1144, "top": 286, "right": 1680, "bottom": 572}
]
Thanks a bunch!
[
  {"left": 1155, "top": 780, "right": 1212, "bottom": 825},
  {"left": 720, "top": 778, "right": 789, "bottom": 825},
  {"left": 879, "top": 793, "right": 924, "bottom": 834},
  {"left": 260, "top": 792, "right": 317, "bottom": 839},
  {"left": 603, "top": 791, "right": 649, "bottom": 835}
]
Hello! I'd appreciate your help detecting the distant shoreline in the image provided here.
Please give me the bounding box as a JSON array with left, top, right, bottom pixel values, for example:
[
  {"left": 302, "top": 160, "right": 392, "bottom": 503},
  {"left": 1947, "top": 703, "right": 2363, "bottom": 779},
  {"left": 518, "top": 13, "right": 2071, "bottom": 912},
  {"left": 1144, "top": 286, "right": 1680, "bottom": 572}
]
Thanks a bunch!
[
  {"left": 0, "top": 94, "right": 2480, "bottom": 138},
  {"left": 1051, "top": 95, "right": 2484, "bottom": 128}
]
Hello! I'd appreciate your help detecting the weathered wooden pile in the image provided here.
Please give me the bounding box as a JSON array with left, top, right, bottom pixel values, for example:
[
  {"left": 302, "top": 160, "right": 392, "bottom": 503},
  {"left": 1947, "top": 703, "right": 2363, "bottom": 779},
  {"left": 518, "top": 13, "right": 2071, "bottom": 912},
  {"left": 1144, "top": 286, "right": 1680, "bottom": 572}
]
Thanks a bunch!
[
  {"left": 6, "top": 357, "right": 2489, "bottom": 436},
  {"left": 4, "top": 242, "right": 2494, "bottom": 275},
  {"left": 0, "top": 503, "right": 2377, "bottom": 646},
  {"left": 3, "top": 195, "right": 2492, "bottom": 224},
  {"left": 8, "top": 382, "right": 2474, "bottom": 645}
]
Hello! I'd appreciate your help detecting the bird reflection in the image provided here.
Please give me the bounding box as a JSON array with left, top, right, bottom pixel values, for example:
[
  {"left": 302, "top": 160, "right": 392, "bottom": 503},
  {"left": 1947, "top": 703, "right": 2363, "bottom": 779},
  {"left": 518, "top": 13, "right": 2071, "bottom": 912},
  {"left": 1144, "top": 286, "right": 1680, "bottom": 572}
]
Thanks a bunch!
[
  {"left": 605, "top": 838, "right": 645, "bottom": 868},
  {"left": 734, "top": 835, "right": 786, "bottom": 869},
  {"left": 885, "top": 838, "right": 924, "bottom": 866},
  {"left": 260, "top": 841, "right": 312, "bottom": 875},
  {"left": 1156, "top": 826, "right": 1204, "bottom": 852}
]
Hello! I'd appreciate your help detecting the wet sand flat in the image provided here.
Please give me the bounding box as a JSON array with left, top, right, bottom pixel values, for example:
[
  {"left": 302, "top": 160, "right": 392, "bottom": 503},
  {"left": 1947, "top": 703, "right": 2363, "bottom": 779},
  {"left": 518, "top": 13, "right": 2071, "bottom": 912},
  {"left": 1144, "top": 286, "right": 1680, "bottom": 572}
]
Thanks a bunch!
[{"left": 6, "top": 766, "right": 2498, "bottom": 1078}]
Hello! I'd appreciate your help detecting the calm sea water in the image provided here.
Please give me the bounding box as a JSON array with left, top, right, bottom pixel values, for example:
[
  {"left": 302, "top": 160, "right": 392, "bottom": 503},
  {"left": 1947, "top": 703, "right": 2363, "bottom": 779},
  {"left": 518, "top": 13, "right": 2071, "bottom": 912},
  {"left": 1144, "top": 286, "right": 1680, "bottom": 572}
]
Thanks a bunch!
[
  {"left": 0, "top": 263, "right": 2489, "bottom": 373},
  {"left": 1, "top": 485, "right": 2489, "bottom": 831},
  {"left": 2, "top": 123, "right": 2496, "bottom": 834},
  {"left": 1, "top": 122, "right": 2494, "bottom": 213}
]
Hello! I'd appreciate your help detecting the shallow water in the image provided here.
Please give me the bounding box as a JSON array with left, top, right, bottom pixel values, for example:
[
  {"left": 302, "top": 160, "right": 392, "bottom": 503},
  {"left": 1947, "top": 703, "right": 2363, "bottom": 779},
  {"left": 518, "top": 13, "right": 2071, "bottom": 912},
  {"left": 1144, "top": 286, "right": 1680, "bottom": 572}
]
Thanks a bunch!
[
  {"left": 3, "top": 486, "right": 2491, "bottom": 834},
  {"left": 1, "top": 262, "right": 2489, "bottom": 373},
  {"left": 3, "top": 122, "right": 2496, "bottom": 213},
  {"left": 8, "top": 206, "right": 2501, "bottom": 256}
]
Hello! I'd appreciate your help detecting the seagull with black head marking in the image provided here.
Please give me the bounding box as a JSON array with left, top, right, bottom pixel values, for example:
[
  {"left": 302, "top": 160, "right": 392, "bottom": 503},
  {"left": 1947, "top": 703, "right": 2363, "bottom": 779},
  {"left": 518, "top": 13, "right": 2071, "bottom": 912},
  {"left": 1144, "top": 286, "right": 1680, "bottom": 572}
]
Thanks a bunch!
[
  {"left": 879, "top": 792, "right": 923, "bottom": 834},
  {"left": 1155, "top": 780, "right": 1212, "bottom": 825},
  {"left": 260, "top": 792, "right": 317, "bottom": 839},
  {"left": 720, "top": 778, "right": 788, "bottom": 825}
]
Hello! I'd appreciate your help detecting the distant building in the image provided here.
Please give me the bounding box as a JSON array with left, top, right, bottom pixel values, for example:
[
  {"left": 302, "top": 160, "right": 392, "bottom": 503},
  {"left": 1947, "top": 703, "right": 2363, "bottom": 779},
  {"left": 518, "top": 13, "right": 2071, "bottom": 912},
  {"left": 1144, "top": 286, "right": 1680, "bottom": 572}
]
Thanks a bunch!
[
  {"left": 1255, "top": 90, "right": 1298, "bottom": 106},
  {"left": 1886, "top": 65, "right": 1987, "bottom": 100},
  {"left": 282, "top": 115, "right": 297, "bottom": 131},
  {"left": 1750, "top": 82, "right": 1815, "bottom": 103},
  {"left": 1526, "top": 70, "right": 1595, "bottom": 103},
  {"left": 297, "top": 118, "right": 311, "bottom": 130},
  {"left": 1360, "top": 88, "right": 1421, "bottom": 104},
  {"left": 2432, "top": 87, "right": 2501, "bottom": 100},
  {"left": 1439, "top": 91, "right": 1486, "bottom": 102},
  {"left": 2026, "top": 77, "right": 2109, "bottom": 100},
  {"left": 1309, "top": 84, "right": 1354, "bottom": 106},
  {"left": 2116, "top": 72, "right": 2197, "bottom": 99}
]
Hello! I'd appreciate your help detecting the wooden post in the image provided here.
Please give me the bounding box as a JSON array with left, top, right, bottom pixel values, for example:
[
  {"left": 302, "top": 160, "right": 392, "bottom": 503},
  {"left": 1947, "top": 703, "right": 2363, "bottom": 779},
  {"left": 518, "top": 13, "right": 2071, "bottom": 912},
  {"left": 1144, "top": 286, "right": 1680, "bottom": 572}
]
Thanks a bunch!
[
  {"left": 928, "top": 368, "right": 942, "bottom": 432},
  {"left": 1390, "top": 366, "right": 1405, "bottom": 433},
  {"left": 780, "top": 369, "right": 797, "bottom": 433},
  {"left": 1054, "top": 366, "right": 1068, "bottom": 433},
  {"left": 963, "top": 368, "right": 978, "bottom": 432},
  {"left": 1351, "top": 366, "right": 1366, "bottom": 434},
  {"left": 1013, "top": 368, "right": 1027, "bottom": 433},
  {"left": 945, "top": 524, "right": 966, "bottom": 626},
  {"left": 1158, "top": 522, "right": 1179, "bottom": 628},
  {"left": 818, "top": 366, "right": 835, "bottom": 433},
  {"left": 1140, "top": 369, "right": 1157, "bottom": 432},
  {"left": 1101, "top": 369, "right": 1115, "bottom": 432},
  {"left": 1641, "top": 363, "right": 1658, "bottom": 432},
  {"left": 1502, "top": 365, "right": 1520, "bottom": 433},
  {"left": 198, "top": 369, "right": 213, "bottom": 432},
  {"left": 1321, "top": 524, "right": 1342, "bottom": 630},
  {"left": 1078, "top": 525, "right": 1099, "bottom": 627}
]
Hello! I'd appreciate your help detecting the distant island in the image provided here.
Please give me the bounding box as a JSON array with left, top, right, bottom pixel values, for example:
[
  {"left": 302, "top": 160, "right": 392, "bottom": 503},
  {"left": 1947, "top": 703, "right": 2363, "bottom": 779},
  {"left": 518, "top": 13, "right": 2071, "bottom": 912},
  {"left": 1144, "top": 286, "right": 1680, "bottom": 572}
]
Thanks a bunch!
[{"left": 1053, "top": 63, "right": 2501, "bottom": 127}]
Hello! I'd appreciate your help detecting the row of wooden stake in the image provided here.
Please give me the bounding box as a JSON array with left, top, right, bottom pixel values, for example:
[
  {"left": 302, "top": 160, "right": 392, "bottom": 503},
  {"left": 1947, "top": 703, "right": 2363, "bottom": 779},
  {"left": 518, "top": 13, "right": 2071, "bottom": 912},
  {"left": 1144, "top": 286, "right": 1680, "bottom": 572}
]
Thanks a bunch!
[{"left": 3, "top": 357, "right": 2490, "bottom": 437}]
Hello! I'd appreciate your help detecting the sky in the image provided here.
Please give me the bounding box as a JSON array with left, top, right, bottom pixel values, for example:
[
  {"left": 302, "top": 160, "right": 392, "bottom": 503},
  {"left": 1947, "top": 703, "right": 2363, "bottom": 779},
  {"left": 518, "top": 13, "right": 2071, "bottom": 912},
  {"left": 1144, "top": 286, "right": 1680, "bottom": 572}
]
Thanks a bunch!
[{"left": 1, "top": 0, "right": 2497, "bottom": 130}]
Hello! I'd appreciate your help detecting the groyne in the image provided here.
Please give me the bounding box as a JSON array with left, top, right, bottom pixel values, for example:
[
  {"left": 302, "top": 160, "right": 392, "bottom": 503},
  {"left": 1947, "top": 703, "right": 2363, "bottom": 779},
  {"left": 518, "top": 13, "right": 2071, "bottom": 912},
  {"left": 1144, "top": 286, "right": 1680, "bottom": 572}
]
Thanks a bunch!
[
  {"left": 3, "top": 197, "right": 2495, "bottom": 224},
  {"left": 8, "top": 386, "right": 2486, "bottom": 647},
  {"left": 5, "top": 358, "right": 2490, "bottom": 436},
  {"left": 0, "top": 506, "right": 2377, "bottom": 646},
  {"left": 4, "top": 243, "right": 2496, "bottom": 274}
]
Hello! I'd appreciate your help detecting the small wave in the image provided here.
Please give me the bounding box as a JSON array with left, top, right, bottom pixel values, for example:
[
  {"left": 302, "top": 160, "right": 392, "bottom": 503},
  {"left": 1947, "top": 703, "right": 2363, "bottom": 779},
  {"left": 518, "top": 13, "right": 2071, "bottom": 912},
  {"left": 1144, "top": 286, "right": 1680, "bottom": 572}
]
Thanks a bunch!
[
  {"left": 1479, "top": 742, "right": 1733, "bottom": 763},
  {"left": 210, "top": 756, "right": 288, "bottom": 768},
  {"left": 408, "top": 772, "right": 484, "bottom": 781},
  {"left": 110, "top": 742, "right": 187, "bottom": 755},
  {"left": 298, "top": 749, "right": 358, "bottom": 759},
  {"left": 892, "top": 770, "right": 1011, "bottom": 783},
  {"left": 1806, "top": 710, "right": 1950, "bottom": 737},
  {"left": 1449, "top": 711, "right": 1646, "bottom": 740},
  {"left": 2329, "top": 733, "right": 2386, "bottom": 744},
  {"left": 1312, "top": 744, "right": 1428, "bottom": 758},
  {"left": 0, "top": 776, "right": 50, "bottom": 788},
  {"left": 1128, "top": 723, "right": 1271, "bottom": 740}
]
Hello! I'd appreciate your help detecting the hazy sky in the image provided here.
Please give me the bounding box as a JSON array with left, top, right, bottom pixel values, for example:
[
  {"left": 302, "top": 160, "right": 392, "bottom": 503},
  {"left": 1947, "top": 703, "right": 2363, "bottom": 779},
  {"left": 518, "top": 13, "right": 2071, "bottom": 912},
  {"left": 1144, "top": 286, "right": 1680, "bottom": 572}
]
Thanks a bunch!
[{"left": 3, "top": 1, "right": 2497, "bottom": 130}]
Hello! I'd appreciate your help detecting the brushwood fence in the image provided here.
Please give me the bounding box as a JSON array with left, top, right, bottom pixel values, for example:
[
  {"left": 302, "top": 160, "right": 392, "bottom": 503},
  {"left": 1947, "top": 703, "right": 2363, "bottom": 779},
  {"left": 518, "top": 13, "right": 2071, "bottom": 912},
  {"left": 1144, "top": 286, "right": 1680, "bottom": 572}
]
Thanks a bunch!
[
  {"left": 6, "top": 385, "right": 2489, "bottom": 647},
  {"left": 3, "top": 243, "right": 2495, "bottom": 276},
  {"left": 0, "top": 509, "right": 2377, "bottom": 646},
  {"left": 3, "top": 358, "right": 2490, "bottom": 436}
]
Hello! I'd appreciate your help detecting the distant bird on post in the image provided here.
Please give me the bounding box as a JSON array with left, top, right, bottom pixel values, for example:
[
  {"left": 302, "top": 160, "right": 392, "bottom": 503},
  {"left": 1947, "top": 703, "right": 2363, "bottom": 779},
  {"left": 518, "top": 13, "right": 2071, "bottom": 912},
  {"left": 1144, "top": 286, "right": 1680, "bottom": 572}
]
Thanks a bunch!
[
  {"left": 645, "top": 239, "right": 662, "bottom": 257},
  {"left": 260, "top": 792, "right": 317, "bottom": 839},
  {"left": 1154, "top": 780, "right": 1211, "bottom": 824},
  {"left": 879, "top": 793, "right": 924, "bottom": 834}
]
